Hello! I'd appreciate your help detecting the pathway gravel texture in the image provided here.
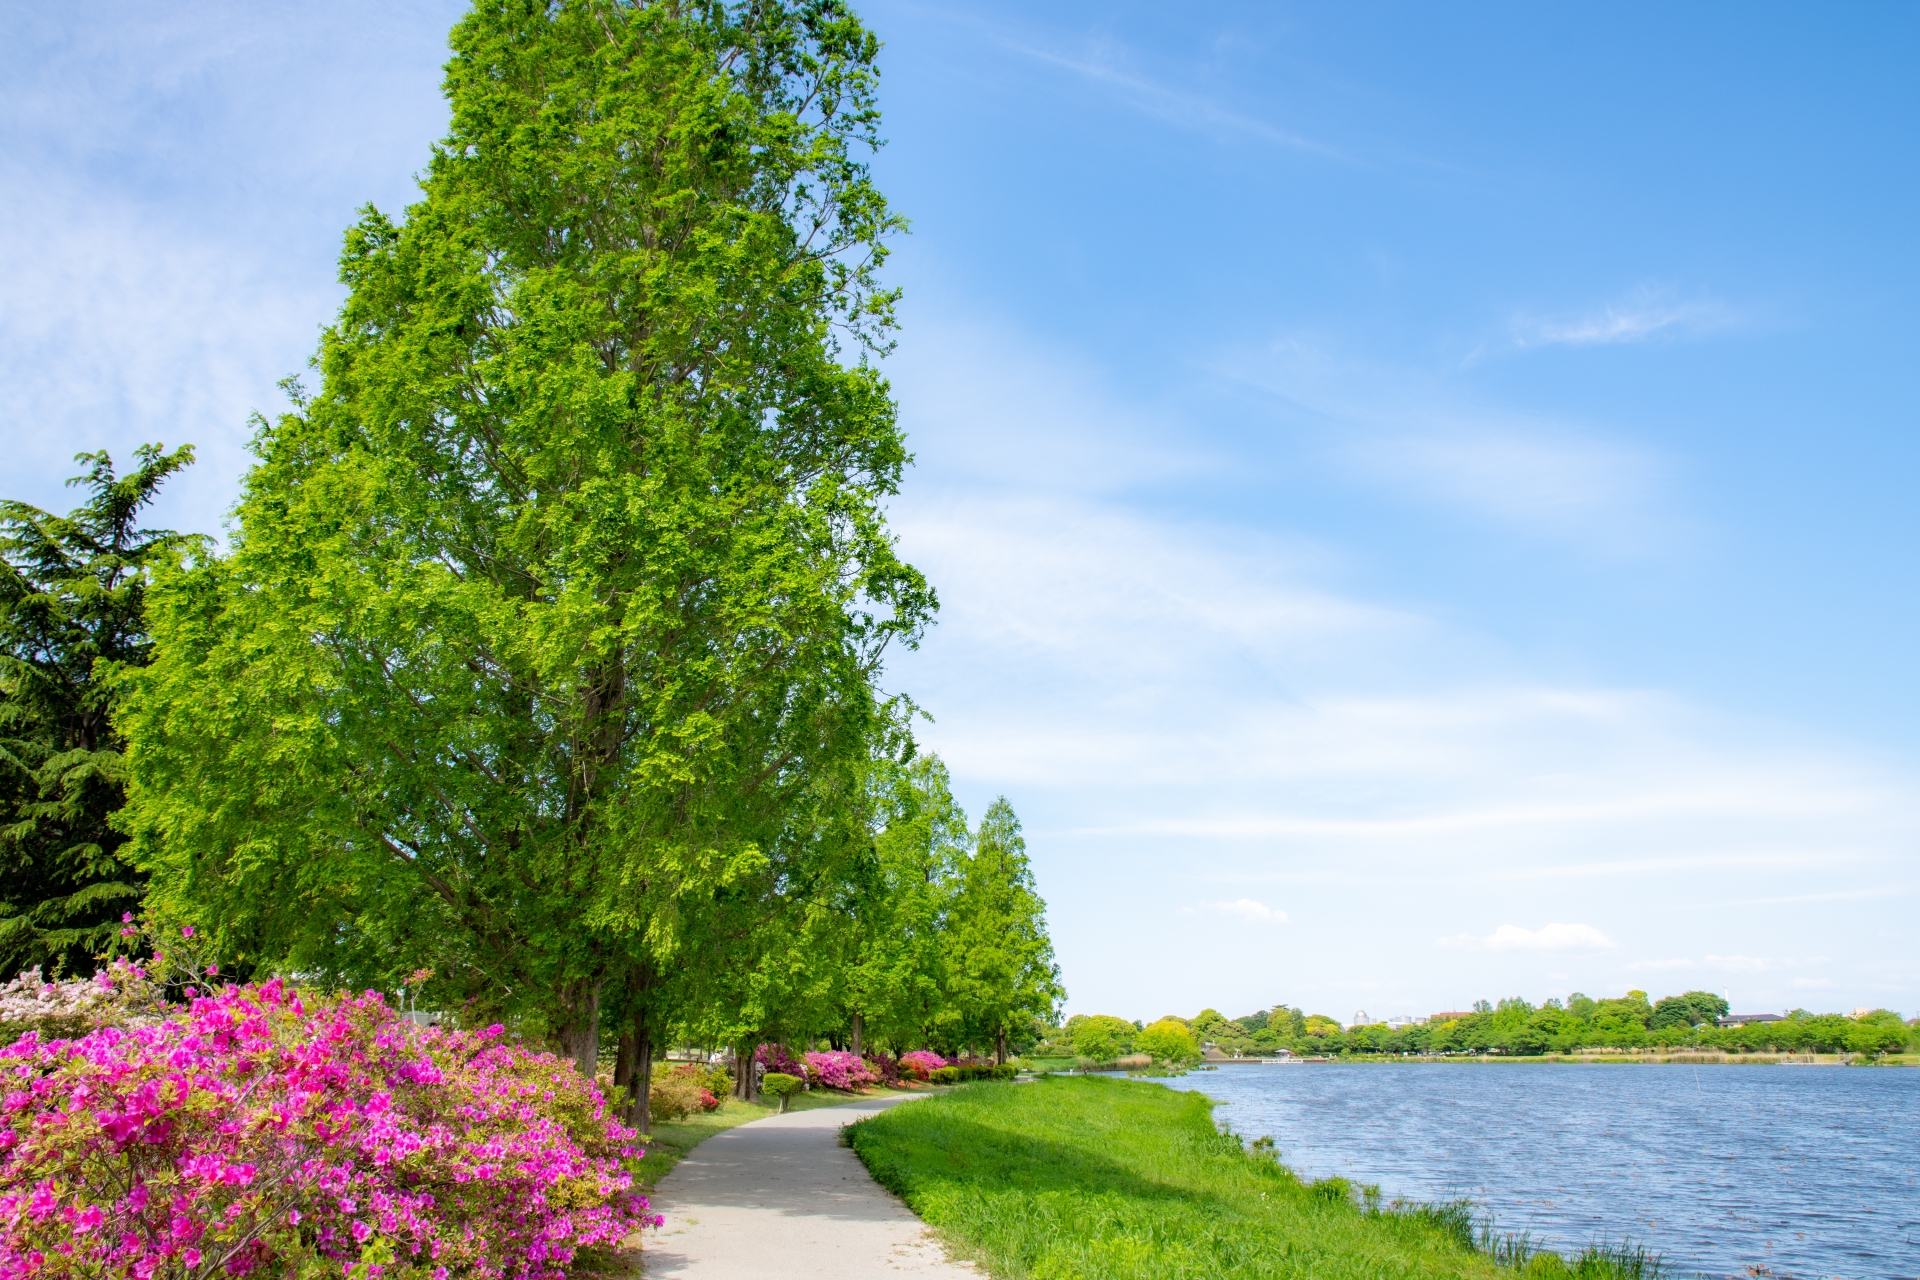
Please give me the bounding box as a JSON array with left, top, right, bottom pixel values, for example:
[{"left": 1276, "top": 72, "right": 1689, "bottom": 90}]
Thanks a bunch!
[{"left": 640, "top": 1093, "right": 977, "bottom": 1279}]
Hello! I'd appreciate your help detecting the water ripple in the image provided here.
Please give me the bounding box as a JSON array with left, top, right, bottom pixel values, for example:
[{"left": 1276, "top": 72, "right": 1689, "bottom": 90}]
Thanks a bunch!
[{"left": 1158, "top": 1062, "right": 1919, "bottom": 1279}]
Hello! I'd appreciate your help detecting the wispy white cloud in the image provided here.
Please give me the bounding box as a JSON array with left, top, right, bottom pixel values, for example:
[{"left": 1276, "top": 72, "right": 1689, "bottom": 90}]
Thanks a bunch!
[
  {"left": 1700, "top": 884, "right": 1920, "bottom": 909},
  {"left": 1217, "top": 338, "right": 1679, "bottom": 554},
  {"left": 1510, "top": 291, "right": 1739, "bottom": 349},
  {"left": 998, "top": 37, "right": 1343, "bottom": 159},
  {"left": 1343, "top": 428, "right": 1664, "bottom": 546},
  {"left": 1205, "top": 898, "right": 1290, "bottom": 924},
  {"left": 1703, "top": 955, "right": 1775, "bottom": 973},
  {"left": 0, "top": 0, "right": 453, "bottom": 533},
  {"left": 1628, "top": 957, "right": 1697, "bottom": 972},
  {"left": 889, "top": 435, "right": 1918, "bottom": 1016},
  {"left": 1439, "top": 923, "right": 1618, "bottom": 952}
]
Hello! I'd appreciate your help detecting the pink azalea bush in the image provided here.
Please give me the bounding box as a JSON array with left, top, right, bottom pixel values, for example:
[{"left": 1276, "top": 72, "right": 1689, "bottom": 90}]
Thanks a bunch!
[
  {"left": 752, "top": 1044, "right": 803, "bottom": 1077},
  {"left": 897, "top": 1050, "right": 946, "bottom": 1081},
  {"left": 0, "top": 979, "right": 658, "bottom": 1279},
  {"left": 802, "top": 1051, "right": 876, "bottom": 1091}
]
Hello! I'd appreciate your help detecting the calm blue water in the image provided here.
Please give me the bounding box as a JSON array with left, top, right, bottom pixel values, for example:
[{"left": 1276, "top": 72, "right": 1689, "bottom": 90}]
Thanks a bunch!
[{"left": 1156, "top": 1063, "right": 1920, "bottom": 1280}]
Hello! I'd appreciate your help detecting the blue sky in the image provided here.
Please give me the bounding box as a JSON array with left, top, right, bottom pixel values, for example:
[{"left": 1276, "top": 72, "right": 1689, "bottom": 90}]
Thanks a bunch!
[{"left": 5, "top": 1, "right": 1916, "bottom": 1024}]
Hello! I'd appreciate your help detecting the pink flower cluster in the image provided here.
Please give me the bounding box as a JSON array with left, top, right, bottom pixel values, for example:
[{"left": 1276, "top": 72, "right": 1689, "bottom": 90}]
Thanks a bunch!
[
  {"left": 897, "top": 1051, "right": 947, "bottom": 1081},
  {"left": 752, "top": 1044, "right": 803, "bottom": 1077},
  {"left": 802, "top": 1051, "right": 877, "bottom": 1091},
  {"left": 0, "top": 981, "right": 658, "bottom": 1279}
]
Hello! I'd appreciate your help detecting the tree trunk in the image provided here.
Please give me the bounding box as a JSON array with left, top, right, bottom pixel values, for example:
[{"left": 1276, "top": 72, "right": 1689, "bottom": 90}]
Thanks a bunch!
[
  {"left": 850, "top": 1012, "right": 864, "bottom": 1058},
  {"left": 732, "top": 1038, "right": 759, "bottom": 1103},
  {"left": 614, "top": 1029, "right": 636, "bottom": 1099},
  {"left": 632, "top": 1011, "right": 654, "bottom": 1133},
  {"left": 556, "top": 980, "right": 602, "bottom": 1077},
  {"left": 995, "top": 1025, "right": 1008, "bottom": 1065}
]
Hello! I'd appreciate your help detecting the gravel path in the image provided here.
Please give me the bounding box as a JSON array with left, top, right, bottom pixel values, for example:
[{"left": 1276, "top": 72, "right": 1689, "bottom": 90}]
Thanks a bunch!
[{"left": 641, "top": 1093, "right": 978, "bottom": 1279}]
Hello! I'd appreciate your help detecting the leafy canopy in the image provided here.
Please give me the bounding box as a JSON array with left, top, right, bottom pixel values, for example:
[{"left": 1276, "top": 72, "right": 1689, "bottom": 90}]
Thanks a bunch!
[{"left": 120, "top": 0, "right": 931, "bottom": 1061}]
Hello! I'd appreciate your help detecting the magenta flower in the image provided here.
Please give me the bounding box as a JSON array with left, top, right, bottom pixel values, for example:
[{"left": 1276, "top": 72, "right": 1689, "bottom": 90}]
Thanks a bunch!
[
  {"left": 804, "top": 1050, "right": 881, "bottom": 1090},
  {"left": 181, "top": 925, "right": 194, "bottom": 938},
  {"left": 0, "top": 981, "right": 654, "bottom": 1278}
]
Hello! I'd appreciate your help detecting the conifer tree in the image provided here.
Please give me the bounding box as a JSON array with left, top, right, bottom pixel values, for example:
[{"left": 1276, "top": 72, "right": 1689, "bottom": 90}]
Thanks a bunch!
[
  {"left": 943, "top": 797, "right": 1062, "bottom": 1061},
  {"left": 0, "top": 445, "right": 195, "bottom": 976}
]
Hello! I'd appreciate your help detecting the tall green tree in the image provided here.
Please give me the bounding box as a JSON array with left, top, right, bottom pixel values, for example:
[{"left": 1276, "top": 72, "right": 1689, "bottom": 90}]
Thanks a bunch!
[
  {"left": 836, "top": 754, "right": 970, "bottom": 1055},
  {"left": 121, "top": 0, "right": 931, "bottom": 1073},
  {"left": 943, "top": 797, "right": 1062, "bottom": 1062},
  {"left": 0, "top": 445, "right": 195, "bottom": 977}
]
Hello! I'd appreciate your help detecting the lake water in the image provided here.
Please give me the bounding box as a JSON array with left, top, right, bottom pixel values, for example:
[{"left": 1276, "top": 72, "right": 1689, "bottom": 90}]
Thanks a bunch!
[{"left": 1155, "top": 1062, "right": 1920, "bottom": 1280}]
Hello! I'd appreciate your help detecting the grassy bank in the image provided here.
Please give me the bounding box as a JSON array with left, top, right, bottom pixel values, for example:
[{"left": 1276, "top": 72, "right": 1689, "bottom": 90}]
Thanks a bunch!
[{"left": 846, "top": 1075, "right": 1658, "bottom": 1280}]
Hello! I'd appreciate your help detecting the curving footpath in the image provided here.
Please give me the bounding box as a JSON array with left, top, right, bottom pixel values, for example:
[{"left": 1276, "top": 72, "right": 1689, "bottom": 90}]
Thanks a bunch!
[{"left": 640, "top": 1093, "right": 977, "bottom": 1278}]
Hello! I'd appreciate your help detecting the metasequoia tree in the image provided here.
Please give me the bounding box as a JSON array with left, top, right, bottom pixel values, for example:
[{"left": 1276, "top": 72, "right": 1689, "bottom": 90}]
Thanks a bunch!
[
  {"left": 121, "top": 0, "right": 930, "bottom": 1073},
  {"left": 837, "top": 754, "right": 968, "bottom": 1055},
  {"left": 943, "top": 797, "right": 1062, "bottom": 1062},
  {"left": 0, "top": 447, "right": 196, "bottom": 978}
]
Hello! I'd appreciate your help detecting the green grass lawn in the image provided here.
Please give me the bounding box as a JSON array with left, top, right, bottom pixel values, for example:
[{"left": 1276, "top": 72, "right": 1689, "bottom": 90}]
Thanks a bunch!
[{"left": 845, "top": 1075, "right": 1657, "bottom": 1280}]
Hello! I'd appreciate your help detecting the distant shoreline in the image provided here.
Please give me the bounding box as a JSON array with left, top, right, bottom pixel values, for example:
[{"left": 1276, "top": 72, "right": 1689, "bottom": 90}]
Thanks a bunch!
[
  {"left": 1052, "top": 1051, "right": 1918, "bottom": 1072},
  {"left": 1189, "top": 1051, "right": 1915, "bottom": 1067}
]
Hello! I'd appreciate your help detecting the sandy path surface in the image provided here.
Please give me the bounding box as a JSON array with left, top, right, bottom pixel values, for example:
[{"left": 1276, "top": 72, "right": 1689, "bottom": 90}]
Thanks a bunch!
[{"left": 641, "top": 1093, "right": 977, "bottom": 1278}]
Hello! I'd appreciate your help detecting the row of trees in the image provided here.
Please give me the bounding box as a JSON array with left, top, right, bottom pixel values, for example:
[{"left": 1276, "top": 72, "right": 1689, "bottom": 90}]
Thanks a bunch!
[
  {"left": 1052, "top": 994, "right": 1916, "bottom": 1061},
  {"left": 0, "top": 0, "right": 1062, "bottom": 1128}
]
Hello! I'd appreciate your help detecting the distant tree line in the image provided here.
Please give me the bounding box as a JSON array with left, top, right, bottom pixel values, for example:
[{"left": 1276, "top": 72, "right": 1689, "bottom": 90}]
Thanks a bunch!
[{"left": 1044, "top": 992, "right": 1916, "bottom": 1061}]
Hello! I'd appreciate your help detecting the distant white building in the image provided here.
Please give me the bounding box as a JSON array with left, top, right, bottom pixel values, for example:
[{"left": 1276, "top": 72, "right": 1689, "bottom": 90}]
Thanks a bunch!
[
  {"left": 1385, "top": 1015, "right": 1424, "bottom": 1030},
  {"left": 1350, "top": 1010, "right": 1371, "bottom": 1029}
]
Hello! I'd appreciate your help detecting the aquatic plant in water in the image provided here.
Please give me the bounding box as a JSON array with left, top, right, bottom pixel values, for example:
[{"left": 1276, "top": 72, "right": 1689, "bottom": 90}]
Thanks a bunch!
[{"left": 0, "top": 980, "right": 659, "bottom": 1278}]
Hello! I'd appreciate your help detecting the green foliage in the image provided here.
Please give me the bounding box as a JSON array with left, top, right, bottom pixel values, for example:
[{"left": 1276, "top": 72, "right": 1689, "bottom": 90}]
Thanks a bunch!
[
  {"left": 929, "top": 1063, "right": 1016, "bottom": 1083},
  {"left": 1192, "top": 988, "right": 1900, "bottom": 1058},
  {"left": 761, "top": 1070, "right": 804, "bottom": 1111},
  {"left": 1188, "top": 1007, "right": 1236, "bottom": 1043},
  {"left": 1649, "top": 991, "right": 1728, "bottom": 1030},
  {"left": 1066, "top": 1013, "right": 1136, "bottom": 1061},
  {"left": 762, "top": 1071, "right": 804, "bottom": 1097},
  {"left": 833, "top": 755, "right": 971, "bottom": 1052},
  {"left": 647, "top": 1068, "right": 721, "bottom": 1122},
  {"left": 942, "top": 798, "right": 1063, "bottom": 1058},
  {"left": 0, "top": 446, "right": 196, "bottom": 977},
  {"left": 118, "top": 0, "right": 931, "bottom": 1066},
  {"left": 1135, "top": 1018, "right": 1199, "bottom": 1064}
]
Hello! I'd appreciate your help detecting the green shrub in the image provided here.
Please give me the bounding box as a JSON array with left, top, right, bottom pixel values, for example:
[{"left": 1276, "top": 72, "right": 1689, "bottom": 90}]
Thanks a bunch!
[
  {"left": 930, "top": 1063, "right": 1017, "bottom": 1084},
  {"left": 650, "top": 1059, "right": 730, "bottom": 1095},
  {"left": 648, "top": 1066, "right": 722, "bottom": 1122},
  {"left": 762, "top": 1071, "right": 804, "bottom": 1112}
]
